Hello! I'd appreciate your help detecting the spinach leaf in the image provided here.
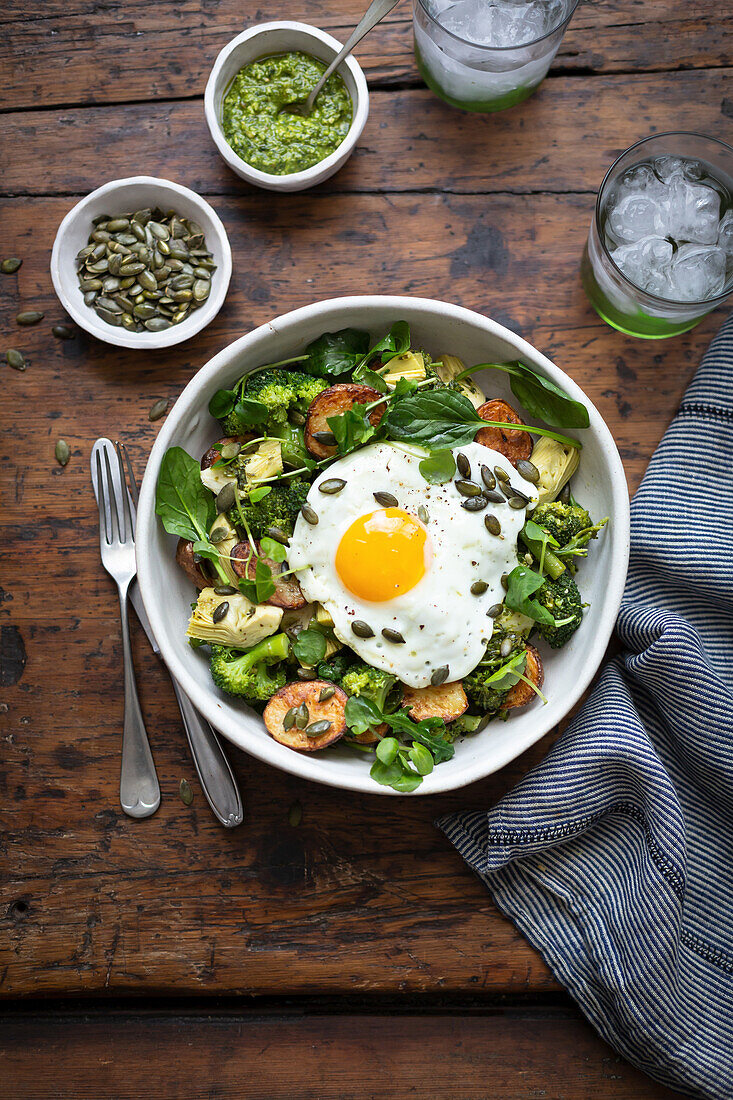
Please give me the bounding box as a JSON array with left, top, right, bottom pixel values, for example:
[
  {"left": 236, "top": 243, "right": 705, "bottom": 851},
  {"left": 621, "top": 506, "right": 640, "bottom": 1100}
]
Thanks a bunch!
[
  {"left": 327, "top": 403, "right": 379, "bottom": 455},
  {"left": 385, "top": 389, "right": 483, "bottom": 449},
  {"left": 208, "top": 388, "right": 239, "bottom": 419},
  {"left": 367, "top": 320, "right": 411, "bottom": 363},
  {"left": 155, "top": 447, "right": 214, "bottom": 542},
  {"left": 233, "top": 397, "right": 269, "bottom": 427},
  {"left": 352, "top": 361, "right": 389, "bottom": 393},
  {"left": 504, "top": 565, "right": 555, "bottom": 628},
  {"left": 470, "top": 361, "right": 589, "bottom": 429},
  {"left": 418, "top": 449, "right": 456, "bottom": 485},
  {"left": 345, "top": 694, "right": 383, "bottom": 735},
  {"left": 292, "top": 628, "right": 327, "bottom": 666},
  {"left": 304, "top": 328, "right": 370, "bottom": 378}
]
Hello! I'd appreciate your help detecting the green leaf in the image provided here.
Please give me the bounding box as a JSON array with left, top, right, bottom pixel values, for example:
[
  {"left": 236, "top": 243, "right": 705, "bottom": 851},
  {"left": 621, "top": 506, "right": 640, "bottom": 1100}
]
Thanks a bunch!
[
  {"left": 409, "top": 742, "right": 434, "bottom": 775},
  {"left": 259, "top": 536, "right": 287, "bottom": 563},
  {"left": 470, "top": 361, "right": 590, "bottom": 429},
  {"left": 327, "top": 403, "right": 378, "bottom": 455},
  {"left": 384, "top": 712, "right": 454, "bottom": 764},
  {"left": 345, "top": 694, "right": 383, "bottom": 735},
  {"left": 292, "top": 628, "right": 328, "bottom": 666},
  {"left": 392, "top": 376, "right": 420, "bottom": 399},
  {"left": 368, "top": 320, "right": 411, "bottom": 363},
  {"left": 249, "top": 485, "right": 271, "bottom": 504},
  {"left": 208, "top": 388, "right": 238, "bottom": 419},
  {"left": 390, "top": 769, "right": 423, "bottom": 793},
  {"left": 376, "top": 737, "right": 399, "bottom": 765},
  {"left": 304, "top": 328, "right": 370, "bottom": 378},
  {"left": 524, "top": 519, "right": 559, "bottom": 547},
  {"left": 233, "top": 398, "right": 269, "bottom": 427},
  {"left": 385, "top": 389, "right": 483, "bottom": 449},
  {"left": 352, "top": 361, "right": 389, "bottom": 392},
  {"left": 155, "top": 446, "right": 214, "bottom": 542},
  {"left": 505, "top": 565, "right": 555, "bottom": 627},
  {"left": 484, "top": 650, "right": 528, "bottom": 692},
  {"left": 418, "top": 449, "right": 456, "bottom": 485},
  {"left": 370, "top": 759, "right": 408, "bottom": 788}
]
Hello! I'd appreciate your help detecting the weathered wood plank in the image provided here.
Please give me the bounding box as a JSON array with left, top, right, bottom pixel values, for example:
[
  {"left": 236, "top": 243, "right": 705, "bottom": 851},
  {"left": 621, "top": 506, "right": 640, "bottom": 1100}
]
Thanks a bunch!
[
  {"left": 0, "top": 1, "right": 729, "bottom": 110},
  {"left": 0, "top": 190, "right": 721, "bottom": 996},
  {"left": 1, "top": 71, "right": 729, "bottom": 199},
  {"left": 0, "top": 1008, "right": 682, "bottom": 1099}
]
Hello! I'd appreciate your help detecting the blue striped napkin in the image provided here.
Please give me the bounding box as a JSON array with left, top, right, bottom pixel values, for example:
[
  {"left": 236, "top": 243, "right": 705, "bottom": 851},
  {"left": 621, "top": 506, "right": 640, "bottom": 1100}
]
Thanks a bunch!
[{"left": 439, "top": 312, "right": 733, "bottom": 1100}]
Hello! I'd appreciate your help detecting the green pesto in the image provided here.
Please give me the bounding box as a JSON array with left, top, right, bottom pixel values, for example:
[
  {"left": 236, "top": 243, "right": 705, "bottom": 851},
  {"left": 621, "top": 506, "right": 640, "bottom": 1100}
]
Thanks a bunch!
[{"left": 221, "top": 52, "right": 353, "bottom": 176}]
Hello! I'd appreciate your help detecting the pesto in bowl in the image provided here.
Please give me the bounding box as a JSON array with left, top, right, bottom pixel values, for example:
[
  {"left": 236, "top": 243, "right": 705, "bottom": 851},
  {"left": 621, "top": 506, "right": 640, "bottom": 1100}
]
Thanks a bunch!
[{"left": 221, "top": 52, "right": 353, "bottom": 176}]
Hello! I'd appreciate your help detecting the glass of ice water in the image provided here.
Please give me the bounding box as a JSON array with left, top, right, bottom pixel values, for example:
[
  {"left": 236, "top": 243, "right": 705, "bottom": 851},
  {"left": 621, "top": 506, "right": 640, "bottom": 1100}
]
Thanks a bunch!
[
  {"left": 413, "top": 0, "right": 579, "bottom": 112},
  {"left": 582, "top": 133, "right": 733, "bottom": 339}
]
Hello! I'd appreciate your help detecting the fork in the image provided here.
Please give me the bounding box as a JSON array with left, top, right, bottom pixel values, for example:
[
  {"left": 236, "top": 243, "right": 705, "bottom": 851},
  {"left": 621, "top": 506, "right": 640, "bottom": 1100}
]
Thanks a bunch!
[{"left": 93, "top": 439, "right": 160, "bottom": 818}]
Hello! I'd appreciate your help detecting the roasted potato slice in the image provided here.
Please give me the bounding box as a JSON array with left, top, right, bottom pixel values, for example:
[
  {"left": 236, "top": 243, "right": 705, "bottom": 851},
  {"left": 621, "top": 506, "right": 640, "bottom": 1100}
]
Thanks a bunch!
[
  {"left": 475, "top": 399, "right": 533, "bottom": 467},
  {"left": 175, "top": 538, "right": 211, "bottom": 589},
  {"left": 230, "top": 540, "right": 307, "bottom": 610},
  {"left": 401, "top": 681, "right": 468, "bottom": 723},
  {"left": 201, "top": 435, "right": 254, "bottom": 470},
  {"left": 504, "top": 644, "right": 544, "bottom": 710},
  {"left": 305, "top": 383, "right": 386, "bottom": 459},
  {"left": 264, "top": 681, "right": 347, "bottom": 751}
]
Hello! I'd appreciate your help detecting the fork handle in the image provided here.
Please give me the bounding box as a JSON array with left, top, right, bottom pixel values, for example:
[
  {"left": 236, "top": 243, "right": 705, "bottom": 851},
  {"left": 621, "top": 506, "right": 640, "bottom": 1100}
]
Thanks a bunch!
[
  {"left": 172, "top": 679, "right": 244, "bottom": 828},
  {"left": 118, "top": 583, "right": 160, "bottom": 818}
]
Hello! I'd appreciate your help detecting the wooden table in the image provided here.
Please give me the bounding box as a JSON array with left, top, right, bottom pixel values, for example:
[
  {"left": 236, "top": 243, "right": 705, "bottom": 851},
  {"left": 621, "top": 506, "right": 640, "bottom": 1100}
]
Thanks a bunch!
[{"left": 1, "top": 2, "right": 729, "bottom": 1096}]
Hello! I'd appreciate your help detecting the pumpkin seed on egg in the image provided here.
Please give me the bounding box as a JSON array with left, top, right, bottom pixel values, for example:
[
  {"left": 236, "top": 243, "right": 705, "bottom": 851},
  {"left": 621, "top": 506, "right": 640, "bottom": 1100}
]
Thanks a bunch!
[
  {"left": 494, "top": 465, "right": 510, "bottom": 483},
  {"left": 485, "top": 514, "right": 502, "bottom": 536},
  {"left": 319, "top": 478, "right": 346, "bottom": 495},
  {"left": 382, "top": 627, "right": 405, "bottom": 644},
  {"left": 373, "top": 491, "right": 398, "bottom": 507},
  {"left": 508, "top": 495, "right": 529, "bottom": 510},
  {"left": 301, "top": 503, "right": 319, "bottom": 525},
  {"left": 431, "top": 665, "right": 449, "bottom": 686},
  {"left": 470, "top": 581, "right": 489, "bottom": 596},
  {"left": 456, "top": 453, "right": 471, "bottom": 478},
  {"left": 462, "top": 495, "right": 488, "bottom": 512},
  {"left": 516, "top": 458, "right": 540, "bottom": 484},
  {"left": 455, "top": 479, "right": 481, "bottom": 497},
  {"left": 351, "top": 620, "right": 374, "bottom": 639},
  {"left": 480, "top": 466, "right": 496, "bottom": 491},
  {"left": 487, "top": 603, "right": 503, "bottom": 618},
  {"left": 417, "top": 505, "right": 429, "bottom": 524}
]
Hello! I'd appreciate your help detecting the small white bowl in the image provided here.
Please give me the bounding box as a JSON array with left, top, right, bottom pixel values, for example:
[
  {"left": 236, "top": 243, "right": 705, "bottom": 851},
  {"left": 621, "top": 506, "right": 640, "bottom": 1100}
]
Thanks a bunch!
[
  {"left": 137, "top": 296, "right": 631, "bottom": 796},
  {"left": 204, "top": 21, "right": 370, "bottom": 192},
  {"left": 50, "top": 176, "right": 232, "bottom": 350}
]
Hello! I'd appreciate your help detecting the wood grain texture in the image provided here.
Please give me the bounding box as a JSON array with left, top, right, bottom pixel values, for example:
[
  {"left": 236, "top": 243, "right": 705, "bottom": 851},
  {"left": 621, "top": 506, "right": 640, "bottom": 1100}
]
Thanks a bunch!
[
  {"left": 0, "top": 1, "right": 730, "bottom": 110},
  {"left": 0, "top": 1008, "right": 683, "bottom": 1099},
  {"left": 2, "top": 71, "right": 731, "bottom": 198}
]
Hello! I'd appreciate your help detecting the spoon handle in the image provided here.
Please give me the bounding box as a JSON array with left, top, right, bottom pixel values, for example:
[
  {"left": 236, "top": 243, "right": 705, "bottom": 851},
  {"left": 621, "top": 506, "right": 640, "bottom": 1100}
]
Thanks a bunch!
[{"left": 307, "top": 0, "right": 403, "bottom": 111}]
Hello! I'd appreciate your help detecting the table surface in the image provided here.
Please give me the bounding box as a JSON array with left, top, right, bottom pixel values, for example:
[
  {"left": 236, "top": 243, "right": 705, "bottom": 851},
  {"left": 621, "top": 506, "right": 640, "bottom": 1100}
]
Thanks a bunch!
[{"left": 1, "top": 1, "right": 730, "bottom": 1096}]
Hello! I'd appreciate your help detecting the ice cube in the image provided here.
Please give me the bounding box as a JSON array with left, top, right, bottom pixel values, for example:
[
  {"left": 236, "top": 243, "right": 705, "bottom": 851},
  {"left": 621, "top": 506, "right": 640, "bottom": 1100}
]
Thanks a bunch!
[
  {"left": 606, "top": 190, "right": 670, "bottom": 244},
  {"left": 619, "top": 163, "right": 659, "bottom": 192},
  {"left": 667, "top": 176, "right": 721, "bottom": 245},
  {"left": 666, "top": 244, "right": 727, "bottom": 302},
  {"left": 610, "top": 236, "right": 673, "bottom": 294},
  {"left": 718, "top": 210, "right": 733, "bottom": 259},
  {"left": 653, "top": 156, "right": 687, "bottom": 183},
  {"left": 440, "top": 0, "right": 561, "bottom": 47}
]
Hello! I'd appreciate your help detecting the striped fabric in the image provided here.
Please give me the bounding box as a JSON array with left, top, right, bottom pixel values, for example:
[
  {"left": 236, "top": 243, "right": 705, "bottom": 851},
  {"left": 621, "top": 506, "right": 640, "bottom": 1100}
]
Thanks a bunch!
[{"left": 438, "top": 312, "right": 733, "bottom": 1100}]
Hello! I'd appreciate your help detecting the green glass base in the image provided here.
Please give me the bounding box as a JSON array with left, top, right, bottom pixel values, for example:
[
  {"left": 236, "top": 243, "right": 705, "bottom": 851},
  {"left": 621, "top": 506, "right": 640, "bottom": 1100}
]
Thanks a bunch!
[
  {"left": 415, "top": 46, "right": 539, "bottom": 113},
  {"left": 580, "top": 249, "right": 703, "bottom": 340}
]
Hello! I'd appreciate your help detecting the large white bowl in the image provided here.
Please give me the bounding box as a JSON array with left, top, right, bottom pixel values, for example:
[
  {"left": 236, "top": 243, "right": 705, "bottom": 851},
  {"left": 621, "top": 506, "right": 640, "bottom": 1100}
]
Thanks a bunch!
[
  {"left": 137, "top": 297, "right": 630, "bottom": 795},
  {"left": 51, "top": 176, "right": 232, "bottom": 350},
  {"left": 204, "top": 21, "right": 369, "bottom": 193}
]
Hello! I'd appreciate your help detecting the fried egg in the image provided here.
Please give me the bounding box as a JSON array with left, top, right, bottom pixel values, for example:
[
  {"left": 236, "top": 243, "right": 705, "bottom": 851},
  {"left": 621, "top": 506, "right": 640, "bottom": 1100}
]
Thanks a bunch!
[{"left": 288, "top": 442, "right": 535, "bottom": 688}]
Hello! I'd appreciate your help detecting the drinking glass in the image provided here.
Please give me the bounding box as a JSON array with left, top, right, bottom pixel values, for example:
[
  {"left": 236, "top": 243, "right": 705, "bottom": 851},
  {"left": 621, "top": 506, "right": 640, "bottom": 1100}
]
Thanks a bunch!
[
  {"left": 581, "top": 132, "right": 733, "bottom": 339},
  {"left": 413, "top": 0, "right": 579, "bottom": 113}
]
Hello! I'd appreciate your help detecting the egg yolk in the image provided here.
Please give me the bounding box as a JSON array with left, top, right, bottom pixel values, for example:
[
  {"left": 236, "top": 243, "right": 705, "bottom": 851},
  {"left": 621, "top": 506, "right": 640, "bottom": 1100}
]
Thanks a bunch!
[{"left": 335, "top": 508, "right": 429, "bottom": 603}]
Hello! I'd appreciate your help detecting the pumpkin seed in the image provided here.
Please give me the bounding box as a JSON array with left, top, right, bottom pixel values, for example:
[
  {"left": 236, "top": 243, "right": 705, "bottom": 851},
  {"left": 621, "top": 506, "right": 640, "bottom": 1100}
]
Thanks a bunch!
[
  {"left": 431, "top": 665, "right": 449, "bottom": 686},
  {"left": 138, "top": 269, "right": 158, "bottom": 292},
  {"left": 456, "top": 453, "right": 471, "bottom": 478},
  {"left": 301, "top": 503, "right": 319, "bottom": 525},
  {"left": 494, "top": 465, "right": 510, "bottom": 483},
  {"left": 179, "top": 778, "right": 194, "bottom": 806},
  {"left": 508, "top": 496, "right": 529, "bottom": 510},
  {"left": 79, "top": 278, "right": 103, "bottom": 292},
  {"left": 214, "top": 585, "right": 237, "bottom": 595},
  {"left": 306, "top": 719, "right": 332, "bottom": 737},
  {"left": 52, "top": 324, "right": 75, "bottom": 340},
  {"left": 6, "top": 349, "right": 26, "bottom": 371},
  {"left": 209, "top": 528, "right": 228, "bottom": 545},
  {"left": 312, "top": 430, "right": 337, "bottom": 447},
  {"left": 213, "top": 601, "right": 229, "bottom": 623},
  {"left": 288, "top": 800, "right": 302, "bottom": 826},
  {"left": 480, "top": 465, "right": 496, "bottom": 491},
  {"left": 351, "top": 620, "right": 374, "bottom": 639},
  {"left": 319, "top": 478, "right": 346, "bottom": 495},
  {"left": 145, "top": 317, "right": 171, "bottom": 332},
  {"left": 220, "top": 441, "right": 241, "bottom": 461},
  {"left": 107, "top": 218, "right": 130, "bottom": 232},
  {"left": 516, "top": 458, "right": 540, "bottom": 484},
  {"left": 484, "top": 489, "right": 506, "bottom": 504},
  {"left": 216, "top": 483, "right": 236, "bottom": 513},
  {"left": 1, "top": 257, "right": 22, "bottom": 274},
  {"left": 295, "top": 703, "right": 309, "bottom": 729},
  {"left": 382, "top": 627, "right": 405, "bottom": 644},
  {"left": 470, "top": 581, "right": 489, "bottom": 596},
  {"left": 485, "top": 514, "right": 502, "bottom": 536},
  {"left": 55, "top": 439, "right": 70, "bottom": 466},
  {"left": 288, "top": 408, "right": 306, "bottom": 426},
  {"left": 487, "top": 603, "right": 503, "bottom": 618},
  {"left": 462, "top": 495, "right": 488, "bottom": 512},
  {"left": 193, "top": 279, "right": 210, "bottom": 302},
  {"left": 500, "top": 637, "right": 513, "bottom": 658},
  {"left": 16, "top": 310, "right": 44, "bottom": 326},
  {"left": 318, "top": 686, "right": 336, "bottom": 702},
  {"left": 501, "top": 573, "right": 509, "bottom": 591},
  {"left": 284, "top": 707, "right": 297, "bottom": 731},
  {"left": 95, "top": 306, "right": 122, "bottom": 326},
  {"left": 455, "top": 479, "right": 481, "bottom": 497},
  {"left": 297, "top": 668, "right": 318, "bottom": 681},
  {"left": 96, "top": 297, "right": 122, "bottom": 313},
  {"left": 265, "top": 526, "right": 290, "bottom": 546},
  {"left": 148, "top": 398, "right": 168, "bottom": 422},
  {"left": 418, "top": 505, "right": 429, "bottom": 524},
  {"left": 374, "top": 491, "right": 398, "bottom": 507}
]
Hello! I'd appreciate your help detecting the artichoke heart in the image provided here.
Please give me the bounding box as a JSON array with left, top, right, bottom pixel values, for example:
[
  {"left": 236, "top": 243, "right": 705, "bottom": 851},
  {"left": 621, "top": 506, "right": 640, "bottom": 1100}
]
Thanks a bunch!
[
  {"left": 530, "top": 437, "right": 580, "bottom": 504},
  {"left": 382, "top": 351, "right": 426, "bottom": 387},
  {"left": 239, "top": 438, "right": 283, "bottom": 485},
  {"left": 434, "top": 354, "right": 486, "bottom": 409},
  {"left": 187, "top": 587, "right": 283, "bottom": 648},
  {"left": 201, "top": 462, "right": 237, "bottom": 495},
  {"left": 209, "top": 513, "right": 239, "bottom": 586}
]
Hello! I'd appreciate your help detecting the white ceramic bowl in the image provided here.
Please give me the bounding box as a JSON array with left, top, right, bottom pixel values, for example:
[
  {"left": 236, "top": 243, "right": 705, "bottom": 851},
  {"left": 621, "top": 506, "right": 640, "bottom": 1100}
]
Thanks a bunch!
[
  {"left": 137, "top": 296, "right": 630, "bottom": 795},
  {"left": 50, "top": 176, "right": 232, "bottom": 350},
  {"left": 204, "top": 21, "right": 370, "bottom": 192}
]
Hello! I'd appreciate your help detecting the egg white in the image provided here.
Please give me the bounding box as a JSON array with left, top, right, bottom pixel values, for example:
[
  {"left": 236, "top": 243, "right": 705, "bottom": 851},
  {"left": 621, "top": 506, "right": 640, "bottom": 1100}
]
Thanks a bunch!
[{"left": 287, "top": 442, "right": 535, "bottom": 688}]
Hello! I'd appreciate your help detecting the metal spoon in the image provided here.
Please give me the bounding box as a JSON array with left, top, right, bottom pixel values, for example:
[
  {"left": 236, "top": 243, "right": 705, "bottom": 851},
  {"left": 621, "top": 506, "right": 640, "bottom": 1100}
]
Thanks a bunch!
[{"left": 282, "top": 0, "right": 402, "bottom": 118}]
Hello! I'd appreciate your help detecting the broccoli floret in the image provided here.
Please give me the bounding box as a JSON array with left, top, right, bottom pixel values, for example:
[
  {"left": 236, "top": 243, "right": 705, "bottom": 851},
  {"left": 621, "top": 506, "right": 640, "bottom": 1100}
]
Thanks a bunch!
[
  {"left": 317, "top": 649, "right": 357, "bottom": 683},
  {"left": 443, "top": 712, "right": 486, "bottom": 741},
  {"left": 535, "top": 573, "right": 583, "bottom": 649},
  {"left": 229, "top": 479, "right": 309, "bottom": 539},
  {"left": 463, "top": 630, "right": 526, "bottom": 713},
  {"left": 220, "top": 370, "right": 328, "bottom": 435},
  {"left": 532, "top": 501, "right": 592, "bottom": 547},
  {"left": 341, "top": 661, "right": 397, "bottom": 713},
  {"left": 210, "top": 633, "right": 290, "bottom": 702}
]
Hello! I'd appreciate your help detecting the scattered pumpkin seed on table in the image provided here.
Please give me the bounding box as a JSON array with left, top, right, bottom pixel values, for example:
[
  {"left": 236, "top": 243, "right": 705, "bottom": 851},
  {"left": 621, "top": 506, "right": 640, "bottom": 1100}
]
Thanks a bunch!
[
  {"left": 55, "top": 439, "right": 70, "bottom": 466},
  {"left": 52, "top": 324, "right": 75, "bottom": 340},
  {"left": 179, "top": 778, "right": 194, "bottom": 806},
  {"left": 75, "top": 208, "right": 216, "bottom": 333},
  {"left": 288, "top": 801, "right": 303, "bottom": 827},
  {"left": 6, "top": 349, "right": 26, "bottom": 371},
  {"left": 1, "top": 258, "right": 22, "bottom": 274},
  {"left": 148, "top": 398, "right": 169, "bottom": 421},
  {"left": 17, "top": 311, "right": 44, "bottom": 326}
]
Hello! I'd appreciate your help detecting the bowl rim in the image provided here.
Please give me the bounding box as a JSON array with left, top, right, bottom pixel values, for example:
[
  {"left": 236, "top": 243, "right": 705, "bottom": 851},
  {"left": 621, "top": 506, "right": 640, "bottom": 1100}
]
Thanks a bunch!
[
  {"left": 50, "top": 175, "right": 233, "bottom": 350},
  {"left": 136, "top": 295, "right": 631, "bottom": 795},
  {"left": 203, "top": 20, "right": 370, "bottom": 188}
]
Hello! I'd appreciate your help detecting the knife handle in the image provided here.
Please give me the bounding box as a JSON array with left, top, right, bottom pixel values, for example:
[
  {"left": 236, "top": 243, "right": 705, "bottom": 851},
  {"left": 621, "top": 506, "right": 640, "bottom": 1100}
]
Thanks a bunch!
[{"left": 171, "top": 679, "right": 244, "bottom": 828}]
